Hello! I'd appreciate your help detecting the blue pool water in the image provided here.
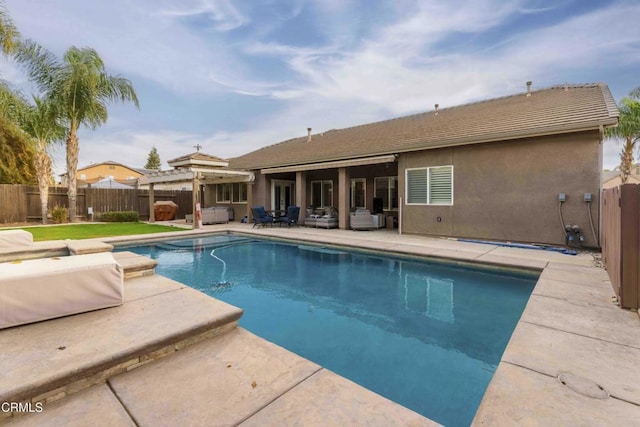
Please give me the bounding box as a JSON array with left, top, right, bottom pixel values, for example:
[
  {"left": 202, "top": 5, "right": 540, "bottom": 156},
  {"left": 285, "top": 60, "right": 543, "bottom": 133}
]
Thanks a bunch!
[{"left": 119, "top": 234, "right": 537, "bottom": 426}]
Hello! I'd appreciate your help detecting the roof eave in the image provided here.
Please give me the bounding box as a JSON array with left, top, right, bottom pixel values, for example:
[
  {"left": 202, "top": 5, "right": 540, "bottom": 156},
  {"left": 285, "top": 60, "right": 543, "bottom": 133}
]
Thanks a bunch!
[{"left": 238, "top": 120, "right": 617, "bottom": 171}]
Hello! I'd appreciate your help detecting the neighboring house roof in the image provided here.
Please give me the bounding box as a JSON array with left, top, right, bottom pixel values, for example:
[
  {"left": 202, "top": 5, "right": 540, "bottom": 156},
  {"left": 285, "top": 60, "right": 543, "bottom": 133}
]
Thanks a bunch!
[
  {"left": 133, "top": 167, "right": 156, "bottom": 175},
  {"left": 60, "top": 160, "right": 145, "bottom": 177},
  {"left": 602, "top": 170, "right": 620, "bottom": 183},
  {"left": 229, "top": 83, "right": 619, "bottom": 170},
  {"left": 602, "top": 164, "right": 640, "bottom": 187}
]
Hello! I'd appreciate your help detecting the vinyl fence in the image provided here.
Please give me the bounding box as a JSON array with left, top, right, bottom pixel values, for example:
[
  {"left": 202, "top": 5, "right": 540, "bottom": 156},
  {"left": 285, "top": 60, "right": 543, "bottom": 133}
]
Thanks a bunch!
[
  {"left": 601, "top": 184, "right": 640, "bottom": 310},
  {"left": 0, "top": 184, "right": 193, "bottom": 223}
]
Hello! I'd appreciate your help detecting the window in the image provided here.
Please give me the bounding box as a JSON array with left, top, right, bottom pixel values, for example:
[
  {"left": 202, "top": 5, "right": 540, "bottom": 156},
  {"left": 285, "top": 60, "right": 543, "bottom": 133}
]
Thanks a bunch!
[
  {"left": 374, "top": 176, "right": 399, "bottom": 210},
  {"left": 350, "top": 179, "right": 366, "bottom": 209},
  {"left": 217, "top": 183, "right": 247, "bottom": 203},
  {"left": 232, "top": 183, "right": 247, "bottom": 203},
  {"left": 406, "top": 166, "right": 453, "bottom": 205},
  {"left": 216, "top": 183, "right": 231, "bottom": 203},
  {"left": 80, "top": 174, "right": 86, "bottom": 180},
  {"left": 311, "top": 180, "right": 333, "bottom": 207}
]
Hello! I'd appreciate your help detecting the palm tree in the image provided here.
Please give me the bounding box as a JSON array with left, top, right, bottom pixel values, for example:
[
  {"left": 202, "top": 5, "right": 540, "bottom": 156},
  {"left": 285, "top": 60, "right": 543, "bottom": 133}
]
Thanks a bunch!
[
  {"left": 21, "top": 97, "right": 66, "bottom": 223},
  {"left": 18, "top": 43, "right": 139, "bottom": 221},
  {"left": 605, "top": 97, "right": 640, "bottom": 183},
  {"left": 1, "top": 81, "right": 64, "bottom": 219},
  {"left": 0, "top": 0, "right": 20, "bottom": 56}
]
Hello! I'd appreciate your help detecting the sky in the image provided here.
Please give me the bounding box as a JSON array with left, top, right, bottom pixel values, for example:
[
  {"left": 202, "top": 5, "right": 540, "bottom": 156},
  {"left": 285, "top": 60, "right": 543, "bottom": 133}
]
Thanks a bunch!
[{"left": 1, "top": 0, "right": 639, "bottom": 176}]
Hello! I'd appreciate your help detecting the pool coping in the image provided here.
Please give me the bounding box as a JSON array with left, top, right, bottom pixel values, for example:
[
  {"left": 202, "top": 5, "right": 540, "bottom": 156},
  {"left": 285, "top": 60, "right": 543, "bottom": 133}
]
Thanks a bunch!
[
  {"left": 9, "top": 223, "right": 640, "bottom": 424},
  {"left": 104, "top": 223, "right": 640, "bottom": 424}
]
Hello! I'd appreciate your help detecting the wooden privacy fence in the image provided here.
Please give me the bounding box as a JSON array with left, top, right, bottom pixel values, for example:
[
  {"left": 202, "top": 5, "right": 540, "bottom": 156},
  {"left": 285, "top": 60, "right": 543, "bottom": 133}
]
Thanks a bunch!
[
  {"left": 0, "top": 184, "right": 193, "bottom": 223},
  {"left": 601, "top": 184, "right": 640, "bottom": 310}
]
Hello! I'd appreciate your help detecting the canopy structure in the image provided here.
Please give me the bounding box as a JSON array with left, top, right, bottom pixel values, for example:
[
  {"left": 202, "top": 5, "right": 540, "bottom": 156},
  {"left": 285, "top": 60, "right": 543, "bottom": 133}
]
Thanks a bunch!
[
  {"left": 143, "top": 152, "right": 254, "bottom": 229},
  {"left": 79, "top": 177, "right": 135, "bottom": 189}
]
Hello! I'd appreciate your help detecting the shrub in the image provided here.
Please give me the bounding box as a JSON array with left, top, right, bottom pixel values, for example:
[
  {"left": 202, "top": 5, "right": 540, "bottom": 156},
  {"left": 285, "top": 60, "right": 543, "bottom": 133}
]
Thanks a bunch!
[
  {"left": 49, "top": 204, "right": 68, "bottom": 224},
  {"left": 100, "top": 211, "right": 139, "bottom": 222}
]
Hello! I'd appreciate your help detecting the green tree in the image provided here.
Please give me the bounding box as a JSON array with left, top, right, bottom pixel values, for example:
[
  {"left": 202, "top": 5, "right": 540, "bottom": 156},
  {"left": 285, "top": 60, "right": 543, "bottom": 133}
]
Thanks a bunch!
[
  {"left": 0, "top": 115, "right": 36, "bottom": 184},
  {"left": 605, "top": 97, "right": 640, "bottom": 183},
  {"left": 19, "top": 43, "right": 139, "bottom": 221},
  {"left": 145, "top": 146, "right": 162, "bottom": 170},
  {"left": 0, "top": 2, "right": 35, "bottom": 184}
]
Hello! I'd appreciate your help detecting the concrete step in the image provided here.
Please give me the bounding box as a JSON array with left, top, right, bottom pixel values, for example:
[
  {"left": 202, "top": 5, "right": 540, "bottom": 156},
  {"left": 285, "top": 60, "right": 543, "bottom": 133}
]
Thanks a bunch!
[
  {"left": 7, "top": 328, "right": 436, "bottom": 426},
  {"left": 112, "top": 251, "right": 158, "bottom": 279},
  {"left": 0, "top": 274, "right": 243, "bottom": 422},
  {"left": 65, "top": 240, "right": 113, "bottom": 256}
]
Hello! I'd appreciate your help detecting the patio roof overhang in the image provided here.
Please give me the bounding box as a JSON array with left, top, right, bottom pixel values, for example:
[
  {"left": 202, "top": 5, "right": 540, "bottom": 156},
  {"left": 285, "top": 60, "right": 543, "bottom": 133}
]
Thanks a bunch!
[
  {"left": 260, "top": 154, "right": 397, "bottom": 175},
  {"left": 144, "top": 168, "right": 254, "bottom": 185}
]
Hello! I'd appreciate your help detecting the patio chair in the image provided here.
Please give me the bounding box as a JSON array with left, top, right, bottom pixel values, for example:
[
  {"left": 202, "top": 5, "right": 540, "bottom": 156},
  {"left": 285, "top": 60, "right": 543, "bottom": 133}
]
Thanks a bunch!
[
  {"left": 251, "top": 206, "right": 274, "bottom": 228},
  {"left": 275, "top": 205, "right": 300, "bottom": 227}
]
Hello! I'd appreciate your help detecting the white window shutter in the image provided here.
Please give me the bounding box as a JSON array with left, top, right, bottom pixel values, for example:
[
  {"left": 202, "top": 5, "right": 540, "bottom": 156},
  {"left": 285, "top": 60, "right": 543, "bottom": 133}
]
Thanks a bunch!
[
  {"left": 429, "top": 166, "right": 452, "bottom": 205},
  {"left": 407, "top": 169, "right": 428, "bottom": 204}
]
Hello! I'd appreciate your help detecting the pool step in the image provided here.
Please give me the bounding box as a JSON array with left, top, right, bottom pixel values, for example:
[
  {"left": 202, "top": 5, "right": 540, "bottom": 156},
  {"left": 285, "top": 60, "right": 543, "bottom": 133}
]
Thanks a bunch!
[
  {"left": 113, "top": 251, "right": 158, "bottom": 279},
  {"left": 0, "top": 274, "right": 243, "bottom": 421}
]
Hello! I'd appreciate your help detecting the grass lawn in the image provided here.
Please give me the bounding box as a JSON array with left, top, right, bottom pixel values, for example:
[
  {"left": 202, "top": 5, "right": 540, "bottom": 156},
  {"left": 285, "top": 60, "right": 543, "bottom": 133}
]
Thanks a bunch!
[{"left": 10, "top": 223, "right": 184, "bottom": 242}]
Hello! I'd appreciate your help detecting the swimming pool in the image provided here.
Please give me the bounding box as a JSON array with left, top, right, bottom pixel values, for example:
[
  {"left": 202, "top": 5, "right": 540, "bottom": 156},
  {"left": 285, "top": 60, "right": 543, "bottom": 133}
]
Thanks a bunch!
[{"left": 119, "top": 234, "right": 537, "bottom": 426}]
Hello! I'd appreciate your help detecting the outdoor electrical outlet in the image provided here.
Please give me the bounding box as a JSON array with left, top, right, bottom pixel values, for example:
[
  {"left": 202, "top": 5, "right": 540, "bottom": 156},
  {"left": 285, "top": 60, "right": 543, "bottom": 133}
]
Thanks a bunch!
[
  {"left": 558, "top": 193, "right": 566, "bottom": 202},
  {"left": 584, "top": 193, "right": 592, "bottom": 202}
]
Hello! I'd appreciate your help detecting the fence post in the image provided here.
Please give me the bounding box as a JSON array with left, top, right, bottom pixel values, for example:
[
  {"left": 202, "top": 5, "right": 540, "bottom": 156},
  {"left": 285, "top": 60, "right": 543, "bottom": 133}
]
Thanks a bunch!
[{"left": 149, "top": 184, "right": 155, "bottom": 223}]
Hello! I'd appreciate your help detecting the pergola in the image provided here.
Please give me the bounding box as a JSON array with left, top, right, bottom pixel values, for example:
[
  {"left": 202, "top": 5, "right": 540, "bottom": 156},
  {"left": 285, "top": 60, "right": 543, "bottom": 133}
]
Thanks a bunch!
[{"left": 143, "top": 153, "right": 254, "bottom": 229}]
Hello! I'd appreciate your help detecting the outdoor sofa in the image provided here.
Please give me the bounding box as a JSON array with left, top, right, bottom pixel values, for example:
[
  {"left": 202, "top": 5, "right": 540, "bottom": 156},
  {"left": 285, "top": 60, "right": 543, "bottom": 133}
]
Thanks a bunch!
[
  {"left": 305, "top": 207, "right": 338, "bottom": 229},
  {"left": 185, "top": 207, "right": 230, "bottom": 224}
]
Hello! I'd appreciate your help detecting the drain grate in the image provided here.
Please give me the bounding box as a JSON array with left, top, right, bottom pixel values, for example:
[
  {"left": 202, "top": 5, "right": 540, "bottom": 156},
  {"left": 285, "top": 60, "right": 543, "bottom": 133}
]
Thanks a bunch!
[{"left": 557, "top": 372, "right": 609, "bottom": 399}]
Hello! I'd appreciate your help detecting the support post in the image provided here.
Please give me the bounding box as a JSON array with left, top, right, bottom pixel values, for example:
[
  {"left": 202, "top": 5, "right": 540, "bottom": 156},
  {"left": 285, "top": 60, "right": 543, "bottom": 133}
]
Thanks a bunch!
[
  {"left": 296, "top": 171, "right": 307, "bottom": 224},
  {"left": 338, "top": 167, "right": 350, "bottom": 229},
  {"left": 192, "top": 173, "right": 201, "bottom": 229},
  {"left": 246, "top": 182, "right": 254, "bottom": 223}
]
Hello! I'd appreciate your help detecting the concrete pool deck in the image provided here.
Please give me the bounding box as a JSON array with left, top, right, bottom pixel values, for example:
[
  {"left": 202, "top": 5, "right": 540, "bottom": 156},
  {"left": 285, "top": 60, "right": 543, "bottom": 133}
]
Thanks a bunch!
[{"left": 3, "top": 223, "right": 640, "bottom": 425}]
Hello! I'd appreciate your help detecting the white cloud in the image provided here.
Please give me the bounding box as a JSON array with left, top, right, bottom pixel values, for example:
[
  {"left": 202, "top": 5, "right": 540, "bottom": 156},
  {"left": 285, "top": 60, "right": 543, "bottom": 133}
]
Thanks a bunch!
[
  {"left": 5, "top": 0, "right": 639, "bottom": 175},
  {"left": 158, "top": 0, "right": 248, "bottom": 31}
]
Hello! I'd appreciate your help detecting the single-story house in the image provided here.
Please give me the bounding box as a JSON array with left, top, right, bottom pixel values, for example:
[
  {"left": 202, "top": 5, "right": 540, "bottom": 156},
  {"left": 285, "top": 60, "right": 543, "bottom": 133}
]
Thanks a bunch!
[{"left": 149, "top": 83, "right": 619, "bottom": 247}]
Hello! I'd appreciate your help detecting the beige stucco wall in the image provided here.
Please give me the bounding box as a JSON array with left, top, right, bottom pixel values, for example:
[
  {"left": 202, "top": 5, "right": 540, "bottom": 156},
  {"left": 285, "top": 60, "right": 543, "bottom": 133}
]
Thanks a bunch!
[{"left": 398, "top": 131, "right": 602, "bottom": 247}]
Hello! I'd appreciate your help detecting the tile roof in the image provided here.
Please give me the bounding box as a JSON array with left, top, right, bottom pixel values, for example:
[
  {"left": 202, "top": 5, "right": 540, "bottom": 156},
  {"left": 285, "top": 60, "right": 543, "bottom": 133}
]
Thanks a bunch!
[{"left": 229, "top": 83, "right": 619, "bottom": 170}]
